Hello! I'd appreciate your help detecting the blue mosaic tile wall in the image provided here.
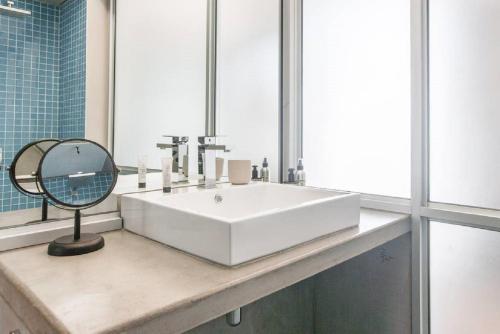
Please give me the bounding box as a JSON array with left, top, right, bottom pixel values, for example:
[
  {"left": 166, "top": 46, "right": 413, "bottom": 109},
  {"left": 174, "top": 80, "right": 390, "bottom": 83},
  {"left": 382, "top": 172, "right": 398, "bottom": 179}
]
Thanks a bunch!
[
  {"left": 0, "top": 0, "right": 86, "bottom": 213},
  {"left": 59, "top": 0, "right": 86, "bottom": 139}
]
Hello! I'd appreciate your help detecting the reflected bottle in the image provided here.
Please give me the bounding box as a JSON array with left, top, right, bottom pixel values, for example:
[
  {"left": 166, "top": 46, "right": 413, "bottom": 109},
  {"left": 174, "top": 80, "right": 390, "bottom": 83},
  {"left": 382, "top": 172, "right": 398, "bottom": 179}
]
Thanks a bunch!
[
  {"left": 138, "top": 155, "right": 148, "bottom": 188},
  {"left": 252, "top": 165, "right": 260, "bottom": 180},
  {"left": 261, "top": 158, "right": 270, "bottom": 182},
  {"left": 288, "top": 168, "right": 295, "bottom": 183},
  {"left": 296, "top": 159, "right": 306, "bottom": 186}
]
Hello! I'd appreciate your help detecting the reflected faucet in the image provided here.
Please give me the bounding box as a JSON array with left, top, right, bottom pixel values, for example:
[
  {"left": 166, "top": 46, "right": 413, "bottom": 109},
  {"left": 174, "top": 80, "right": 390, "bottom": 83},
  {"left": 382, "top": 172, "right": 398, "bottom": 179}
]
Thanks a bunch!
[
  {"left": 198, "top": 136, "right": 230, "bottom": 188},
  {"left": 157, "top": 136, "right": 189, "bottom": 182}
]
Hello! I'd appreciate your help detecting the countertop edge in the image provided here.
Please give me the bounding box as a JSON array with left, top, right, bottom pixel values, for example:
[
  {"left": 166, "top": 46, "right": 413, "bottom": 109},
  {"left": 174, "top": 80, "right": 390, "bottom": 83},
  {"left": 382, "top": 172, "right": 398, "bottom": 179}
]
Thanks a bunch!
[
  {"left": 0, "top": 261, "right": 69, "bottom": 334},
  {"left": 105, "top": 215, "right": 411, "bottom": 334}
]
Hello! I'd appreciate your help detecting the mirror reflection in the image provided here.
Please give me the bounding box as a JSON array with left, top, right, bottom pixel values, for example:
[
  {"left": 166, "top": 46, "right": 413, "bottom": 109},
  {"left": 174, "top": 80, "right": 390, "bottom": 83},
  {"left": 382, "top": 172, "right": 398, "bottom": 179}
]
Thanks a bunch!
[
  {"left": 113, "top": 0, "right": 207, "bottom": 173},
  {"left": 113, "top": 0, "right": 281, "bottom": 183},
  {"left": 215, "top": 0, "right": 280, "bottom": 182},
  {"left": 0, "top": 0, "right": 110, "bottom": 229},
  {"left": 39, "top": 140, "right": 117, "bottom": 208},
  {"left": 10, "top": 140, "right": 60, "bottom": 196}
]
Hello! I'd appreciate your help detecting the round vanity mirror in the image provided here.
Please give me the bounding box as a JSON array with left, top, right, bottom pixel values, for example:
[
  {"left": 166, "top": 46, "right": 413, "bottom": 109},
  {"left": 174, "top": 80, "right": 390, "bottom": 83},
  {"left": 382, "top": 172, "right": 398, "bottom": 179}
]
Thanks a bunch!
[
  {"left": 38, "top": 139, "right": 118, "bottom": 208},
  {"left": 9, "top": 139, "right": 60, "bottom": 222},
  {"left": 38, "top": 139, "right": 118, "bottom": 256}
]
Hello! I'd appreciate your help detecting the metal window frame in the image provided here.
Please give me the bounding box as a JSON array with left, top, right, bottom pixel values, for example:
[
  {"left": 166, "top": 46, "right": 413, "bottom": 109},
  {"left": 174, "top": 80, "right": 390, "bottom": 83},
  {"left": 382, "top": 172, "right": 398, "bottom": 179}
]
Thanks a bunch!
[
  {"left": 281, "top": 0, "right": 303, "bottom": 180},
  {"left": 205, "top": 0, "right": 217, "bottom": 137},
  {"left": 410, "top": 0, "right": 430, "bottom": 333},
  {"left": 108, "top": 0, "right": 116, "bottom": 151}
]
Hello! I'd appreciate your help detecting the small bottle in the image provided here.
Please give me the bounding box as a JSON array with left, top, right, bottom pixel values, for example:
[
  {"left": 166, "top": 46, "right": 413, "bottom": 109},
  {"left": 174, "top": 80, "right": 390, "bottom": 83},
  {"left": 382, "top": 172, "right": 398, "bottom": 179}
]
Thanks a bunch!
[
  {"left": 288, "top": 168, "right": 295, "bottom": 183},
  {"left": 261, "top": 158, "right": 270, "bottom": 182},
  {"left": 137, "top": 155, "right": 148, "bottom": 188},
  {"left": 252, "top": 165, "right": 259, "bottom": 180},
  {"left": 296, "top": 159, "right": 306, "bottom": 186}
]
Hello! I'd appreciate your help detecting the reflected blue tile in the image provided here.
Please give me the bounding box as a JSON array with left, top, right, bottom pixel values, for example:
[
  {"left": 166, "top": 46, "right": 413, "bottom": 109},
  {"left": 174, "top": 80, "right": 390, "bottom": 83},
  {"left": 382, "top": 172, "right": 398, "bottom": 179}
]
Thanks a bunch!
[{"left": 0, "top": 0, "right": 86, "bottom": 212}]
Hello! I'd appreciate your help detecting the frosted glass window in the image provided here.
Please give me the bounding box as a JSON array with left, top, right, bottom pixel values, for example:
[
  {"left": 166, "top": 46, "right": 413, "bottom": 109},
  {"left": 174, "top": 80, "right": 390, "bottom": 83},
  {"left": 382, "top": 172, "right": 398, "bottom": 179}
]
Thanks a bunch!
[
  {"left": 429, "top": 0, "right": 500, "bottom": 209},
  {"left": 430, "top": 222, "right": 500, "bottom": 333},
  {"left": 114, "top": 0, "right": 207, "bottom": 170},
  {"left": 216, "top": 0, "right": 280, "bottom": 181},
  {"left": 302, "top": 0, "right": 411, "bottom": 197}
]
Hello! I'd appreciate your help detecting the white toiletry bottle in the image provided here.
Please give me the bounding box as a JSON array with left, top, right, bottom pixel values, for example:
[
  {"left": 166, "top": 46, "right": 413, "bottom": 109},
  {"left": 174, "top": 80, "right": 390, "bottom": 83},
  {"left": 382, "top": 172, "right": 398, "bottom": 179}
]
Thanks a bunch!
[
  {"left": 138, "top": 155, "right": 148, "bottom": 188},
  {"left": 261, "top": 158, "right": 270, "bottom": 182},
  {"left": 162, "top": 156, "right": 173, "bottom": 193},
  {"left": 296, "top": 159, "right": 306, "bottom": 186}
]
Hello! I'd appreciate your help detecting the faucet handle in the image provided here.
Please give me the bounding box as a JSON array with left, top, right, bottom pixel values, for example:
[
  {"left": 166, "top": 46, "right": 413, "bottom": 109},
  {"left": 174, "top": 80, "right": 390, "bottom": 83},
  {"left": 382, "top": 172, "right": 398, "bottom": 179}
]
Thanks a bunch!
[
  {"left": 198, "top": 136, "right": 230, "bottom": 152},
  {"left": 198, "top": 136, "right": 216, "bottom": 145},
  {"left": 162, "top": 135, "right": 189, "bottom": 144},
  {"left": 157, "top": 136, "right": 189, "bottom": 150},
  {"left": 198, "top": 135, "right": 230, "bottom": 145}
]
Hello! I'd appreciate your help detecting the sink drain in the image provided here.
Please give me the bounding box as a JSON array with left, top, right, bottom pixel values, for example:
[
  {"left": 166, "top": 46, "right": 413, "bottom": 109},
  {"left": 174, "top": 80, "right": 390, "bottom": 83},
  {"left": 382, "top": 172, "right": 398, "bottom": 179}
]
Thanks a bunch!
[{"left": 214, "top": 194, "right": 223, "bottom": 204}]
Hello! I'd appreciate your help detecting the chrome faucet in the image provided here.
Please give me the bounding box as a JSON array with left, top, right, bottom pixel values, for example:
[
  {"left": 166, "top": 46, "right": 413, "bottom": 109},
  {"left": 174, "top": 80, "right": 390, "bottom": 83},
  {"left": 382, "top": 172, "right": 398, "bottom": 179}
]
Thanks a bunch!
[
  {"left": 198, "top": 136, "right": 229, "bottom": 188},
  {"left": 157, "top": 136, "right": 189, "bottom": 182}
]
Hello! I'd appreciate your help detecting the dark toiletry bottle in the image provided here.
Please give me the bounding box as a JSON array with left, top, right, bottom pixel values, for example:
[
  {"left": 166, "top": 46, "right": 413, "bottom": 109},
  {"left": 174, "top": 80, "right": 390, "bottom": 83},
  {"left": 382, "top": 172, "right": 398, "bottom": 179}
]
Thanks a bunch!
[
  {"left": 288, "top": 168, "right": 295, "bottom": 183},
  {"left": 252, "top": 165, "right": 259, "bottom": 180}
]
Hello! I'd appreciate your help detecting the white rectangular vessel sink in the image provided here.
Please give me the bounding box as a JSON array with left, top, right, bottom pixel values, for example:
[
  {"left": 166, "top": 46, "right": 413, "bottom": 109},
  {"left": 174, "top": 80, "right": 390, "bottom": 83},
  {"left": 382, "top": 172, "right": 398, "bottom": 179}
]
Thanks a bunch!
[{"left": 122, "top": 183, "right": 360, "bottom": 266}]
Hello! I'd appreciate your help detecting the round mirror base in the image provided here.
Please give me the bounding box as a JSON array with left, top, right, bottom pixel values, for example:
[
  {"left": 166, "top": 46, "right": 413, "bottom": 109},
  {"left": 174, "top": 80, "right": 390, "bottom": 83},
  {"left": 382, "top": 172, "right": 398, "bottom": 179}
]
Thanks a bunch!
[{"left": 48, "top": 233, "right": 104, "bottom": 257}]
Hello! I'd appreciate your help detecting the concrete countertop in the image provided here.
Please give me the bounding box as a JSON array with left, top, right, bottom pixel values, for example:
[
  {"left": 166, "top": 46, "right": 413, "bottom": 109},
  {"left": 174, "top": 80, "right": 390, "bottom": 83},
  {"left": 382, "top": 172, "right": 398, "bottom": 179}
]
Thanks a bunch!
[{"left": 0, "top": 209, "right": 410, "bottom": 334}]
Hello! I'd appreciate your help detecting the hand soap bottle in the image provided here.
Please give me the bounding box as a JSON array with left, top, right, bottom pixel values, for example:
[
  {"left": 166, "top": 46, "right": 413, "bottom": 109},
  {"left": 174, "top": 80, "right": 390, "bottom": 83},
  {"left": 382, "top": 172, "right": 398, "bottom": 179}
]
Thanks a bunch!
[
  {"left": 296, "top": 159, "right": 306, "bottom": 186},
  {"left": 261, "top": 158, "right": 270, "bottom": 182}
]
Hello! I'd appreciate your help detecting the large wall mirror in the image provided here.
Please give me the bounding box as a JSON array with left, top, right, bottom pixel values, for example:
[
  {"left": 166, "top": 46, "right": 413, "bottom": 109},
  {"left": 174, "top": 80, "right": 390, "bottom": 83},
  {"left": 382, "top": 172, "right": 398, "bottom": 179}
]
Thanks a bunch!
[
  {"left": 113, "top": 0, "right": 281, "bottom": 181},
  {"left": 0, "top": 0, "right": 110, "bottom": 229},
  {"left": 1, "top": 0, "right": 281, "bottom": 229}
]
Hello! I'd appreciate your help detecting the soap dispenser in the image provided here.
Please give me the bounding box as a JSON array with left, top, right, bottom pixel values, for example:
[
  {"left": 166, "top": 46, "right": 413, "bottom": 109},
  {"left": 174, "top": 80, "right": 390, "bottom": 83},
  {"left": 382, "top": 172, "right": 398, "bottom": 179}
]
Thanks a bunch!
[
  {"left": 261, "top": 158, "right": 270, "bottom": 182},
  {"left": 296, "top": 159, "right": 306, "bottom": 186}
]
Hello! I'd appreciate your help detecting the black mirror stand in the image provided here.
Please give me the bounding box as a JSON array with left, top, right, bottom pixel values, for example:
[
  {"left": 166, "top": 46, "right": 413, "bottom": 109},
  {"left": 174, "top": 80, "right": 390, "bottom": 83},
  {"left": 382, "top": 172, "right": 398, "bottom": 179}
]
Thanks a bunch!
[
  {"left": 41, "top": 198, "right": 48, "bottom": 221},
  {"left": 47, "top": 209, "right": 105, "bottom": 256}
]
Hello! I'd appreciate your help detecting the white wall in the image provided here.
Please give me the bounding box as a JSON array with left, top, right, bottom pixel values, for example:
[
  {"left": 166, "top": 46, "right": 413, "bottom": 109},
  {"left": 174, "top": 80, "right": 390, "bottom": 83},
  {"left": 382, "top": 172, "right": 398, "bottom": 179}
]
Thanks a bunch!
[
  {"left": 85, "top": 0, "right": 110, "bottom": 148},
  {"left": 114, "top": 0, "right": 207, "bottom": 171}
]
